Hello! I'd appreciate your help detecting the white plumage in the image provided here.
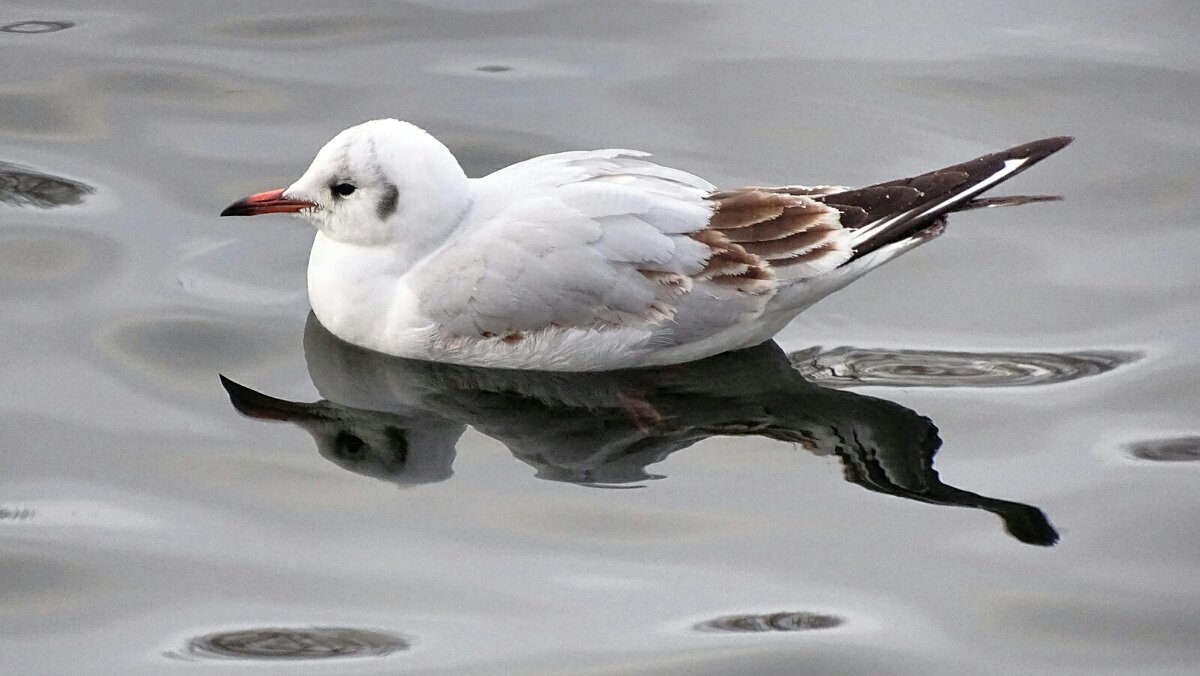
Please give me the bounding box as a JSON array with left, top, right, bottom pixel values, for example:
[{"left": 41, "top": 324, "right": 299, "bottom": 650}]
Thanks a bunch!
[{"left": 221, "top": 119, "right": 1070, "bottom": 371}]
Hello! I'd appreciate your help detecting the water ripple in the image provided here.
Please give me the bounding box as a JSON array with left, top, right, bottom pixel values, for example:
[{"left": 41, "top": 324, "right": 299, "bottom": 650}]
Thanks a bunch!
[
  {"left": 1127, "top": 437, "right": 1200, "bottom": 462},
  {"left": 0, "top": 161, "right": 93, "bottom": 208},
  {"left": 181, "top": 627, "right": 408, "bottom": 660},
  {"left": 0, "top": 21, "right": 74, "bottom": 34},
  {"left": 0, "top": 506, "right": 35, "bottom": 521},
  {"left": 694, "top": 611, "right": 844, "bottom": 633},
  {"left": 789, "top": 346, "right": 1137, "bottom": 388}
]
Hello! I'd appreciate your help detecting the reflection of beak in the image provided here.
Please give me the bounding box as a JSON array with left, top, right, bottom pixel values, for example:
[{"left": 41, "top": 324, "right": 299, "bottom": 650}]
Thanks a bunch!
[
  {"left": 219, "top": 188, "right": 315, "bottom": 217},
  {"left": 219, "top": 374, "right": 320, "bottom": 421}
]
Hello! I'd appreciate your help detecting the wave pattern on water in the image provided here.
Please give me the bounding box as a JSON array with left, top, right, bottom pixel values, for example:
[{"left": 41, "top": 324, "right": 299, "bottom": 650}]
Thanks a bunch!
[
  {"left": 694, "top": 612, "right": 844, "bottom": 633},
  {"left": 1127, "top": 437, "right": 1200, "bottom": 462},
  {"left": 0, "top": 226, "right": 118, "bottom": 294},
  {"left": 789, "top": 346, "right": 1137, "bottom": 388},
  {"left": 0, "top": 21, "right": 74, "bottom": 34},
  {"left": 0, "top": 161, "right": 92, "bottom": 208},
  {"left": 179, "top": 627, "right": 408, "bottom": 661}
]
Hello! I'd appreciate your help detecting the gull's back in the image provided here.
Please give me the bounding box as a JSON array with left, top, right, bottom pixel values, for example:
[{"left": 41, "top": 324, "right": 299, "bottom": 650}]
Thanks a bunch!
[{"left": 402, "top": 138, "right": 1070, "bottom": 370}]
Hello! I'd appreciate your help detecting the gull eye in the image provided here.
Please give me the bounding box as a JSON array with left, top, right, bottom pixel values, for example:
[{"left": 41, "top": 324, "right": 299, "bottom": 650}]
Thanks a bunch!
[{"left": 332, "top": 182, "right": 356, "bottom": 197}]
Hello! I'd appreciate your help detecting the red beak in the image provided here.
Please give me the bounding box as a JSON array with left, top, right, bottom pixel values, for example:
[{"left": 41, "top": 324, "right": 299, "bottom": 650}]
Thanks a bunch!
[{"left": 220, "top": 188, "right": 316, "bottom": 217}]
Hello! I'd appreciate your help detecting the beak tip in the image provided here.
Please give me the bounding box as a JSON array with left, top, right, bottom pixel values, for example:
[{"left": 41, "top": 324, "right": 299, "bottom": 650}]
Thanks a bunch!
[
  {"left": 219, "top": 196, "right": 254, "bottom": 217},
  {"left": 218, "top": 188, "right": 313, "bottom": 217}
]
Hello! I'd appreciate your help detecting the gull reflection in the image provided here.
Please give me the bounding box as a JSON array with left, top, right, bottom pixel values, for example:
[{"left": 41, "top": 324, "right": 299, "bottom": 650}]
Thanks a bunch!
[{"left": 222, "top": 314, "right": 1058, "bottom": 546}]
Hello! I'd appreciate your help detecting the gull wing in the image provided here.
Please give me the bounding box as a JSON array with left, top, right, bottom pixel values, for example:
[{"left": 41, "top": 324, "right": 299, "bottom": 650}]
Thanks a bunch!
[
  {"left": 413, "top": 138, "right": 1071, "bottom": 343},
  {"left": 416, "top": 150, "right": 792, "bottom": 339}
]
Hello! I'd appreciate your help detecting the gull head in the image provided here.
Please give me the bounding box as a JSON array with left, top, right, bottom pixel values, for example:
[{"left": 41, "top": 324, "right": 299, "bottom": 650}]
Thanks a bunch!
[
  {"left": 220, "top": 119, "right": 470, "bottom": 246},
  {"left": 219, "top": 375, "right": 460, "bottom": 486}
]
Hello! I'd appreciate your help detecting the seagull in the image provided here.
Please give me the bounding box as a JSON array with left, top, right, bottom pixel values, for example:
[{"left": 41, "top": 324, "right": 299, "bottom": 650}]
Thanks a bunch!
[{"left": 221, "top": 119, "right": 1071, "bottom": 371}]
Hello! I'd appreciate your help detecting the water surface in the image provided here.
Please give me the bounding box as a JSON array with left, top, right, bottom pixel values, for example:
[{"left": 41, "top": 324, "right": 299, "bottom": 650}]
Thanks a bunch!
[{"left": 3, "top": 2, "right": 1199, "bottom": 674}]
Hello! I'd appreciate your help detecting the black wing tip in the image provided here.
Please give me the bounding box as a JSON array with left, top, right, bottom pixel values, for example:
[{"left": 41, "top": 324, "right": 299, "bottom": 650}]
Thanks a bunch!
[
  {"left": 1005, "top": 135, "right": 1074, "bottom": 163},
  {"left": 831, "top": 135, "right": 1074, "bottom": 259}
]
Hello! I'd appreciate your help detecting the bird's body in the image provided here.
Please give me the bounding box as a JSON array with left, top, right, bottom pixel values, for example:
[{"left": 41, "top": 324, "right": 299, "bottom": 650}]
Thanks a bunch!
[{"left": 222, "top": 119, "right": 1070, "bottom": 371}]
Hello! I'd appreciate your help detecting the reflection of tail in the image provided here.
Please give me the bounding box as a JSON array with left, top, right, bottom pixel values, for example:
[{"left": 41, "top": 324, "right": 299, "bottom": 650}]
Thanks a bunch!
[
  {"left": 837, "top": 446, "right": 1059, "bottom": 547},
  {"left": 755, "top": 375, "right": 1058, "bottom": 547}
]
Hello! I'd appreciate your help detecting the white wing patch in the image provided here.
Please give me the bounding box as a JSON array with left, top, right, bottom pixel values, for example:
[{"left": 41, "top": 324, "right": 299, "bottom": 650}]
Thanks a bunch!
[
  {"left": 411, "top": 152, "right": 854, "bottom": 345},
  {"left": 413, "top": 151, "right": 730, "bottom": 339}
]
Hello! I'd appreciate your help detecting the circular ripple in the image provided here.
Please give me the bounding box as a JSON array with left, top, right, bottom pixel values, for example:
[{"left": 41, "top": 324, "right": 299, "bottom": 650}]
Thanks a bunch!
[
  {"left": 790, "top": 346, "right": 1136, "bottom": 388},
  {"left": 0, "top": 161, "right": 93, "bottom": 208},
  {"left": 95, "top": 313, "right": 296, "bottom": 396},
  {"left": 185, "top": 627, "right": 408, "bottom": 660},
  {"left": 0, "top": 21, "right": 75, "bottom": 34},
  {"left": 429, "top": 56, "right": 582, "bottom": 81},
  {"left": 1127, "top": 437, "right": 1200, "bottom": 462},
  {"left": 0, "top": 506, "right": 35, "bottom": 521},
  {"left": 173, "top": 235, "right": 307, "bottom": 307},
  {"left": 695, "top": 611, "right": 843, "bottom": 633}
]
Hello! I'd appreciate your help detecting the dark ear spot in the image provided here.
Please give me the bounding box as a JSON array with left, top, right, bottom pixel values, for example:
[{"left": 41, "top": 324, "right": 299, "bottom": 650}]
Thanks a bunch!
[{"left": 376, "top": 183, "right": 399, "bottom": 220}]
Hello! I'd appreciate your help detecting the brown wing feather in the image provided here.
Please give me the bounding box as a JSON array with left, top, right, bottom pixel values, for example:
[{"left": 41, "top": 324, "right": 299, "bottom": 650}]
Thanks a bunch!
[
  {"left": 685, "top": 228, "right": 774, "bottom": 294},
  {"left": 694, "top": 189, "right": 852, "bottom": 281}
]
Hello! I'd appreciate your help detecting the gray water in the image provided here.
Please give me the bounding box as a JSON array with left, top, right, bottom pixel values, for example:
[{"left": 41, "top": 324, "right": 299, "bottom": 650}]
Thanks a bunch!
[{"left": 3, "top": 2, "right": 1200, "bottom": 674}]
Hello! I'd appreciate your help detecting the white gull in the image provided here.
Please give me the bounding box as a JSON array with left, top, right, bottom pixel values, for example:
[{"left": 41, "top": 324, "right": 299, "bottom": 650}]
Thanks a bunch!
[{"left": 221, "top": 119, "right": 1070, "bottom": 371}]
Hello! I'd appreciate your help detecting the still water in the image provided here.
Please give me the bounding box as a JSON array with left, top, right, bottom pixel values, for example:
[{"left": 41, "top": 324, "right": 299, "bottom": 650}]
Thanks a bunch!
[{"left": 3, "top": 1, "right": 1199, "bottom": 674}]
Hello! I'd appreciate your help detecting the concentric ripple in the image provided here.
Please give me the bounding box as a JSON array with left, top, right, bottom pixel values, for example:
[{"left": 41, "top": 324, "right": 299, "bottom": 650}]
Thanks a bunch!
[
  {"left": 182, "top": 627, "right": 408, "bottom": 660},
  {"left": 694, "top": 611, "right": 844, "bottom": 633},
  {"left": 0, "top": 506, "right": 35, "bottom": 521},
  {"left": 1127, "top": 437, "right": 1200, "bottom": 462},
  {"left": 789, "top": 346, "right": 1136, "bottom": 388},
  {"left": 0, "top": 161, "right": 93, "bottom": 208},
  {"left": 0, "top": 21, "right": 75, "bottom": 34}
]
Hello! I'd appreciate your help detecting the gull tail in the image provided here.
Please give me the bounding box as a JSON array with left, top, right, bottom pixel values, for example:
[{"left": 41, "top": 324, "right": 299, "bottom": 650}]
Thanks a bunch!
[{"left": 819, "top": 136, "right": 1073, "bottom": 259}]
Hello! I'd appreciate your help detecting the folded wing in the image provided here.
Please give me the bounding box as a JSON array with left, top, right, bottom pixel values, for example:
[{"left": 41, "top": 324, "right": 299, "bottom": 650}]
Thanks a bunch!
[{"left": 416, "top": 137, "right": 1071, "bottom": 342}]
